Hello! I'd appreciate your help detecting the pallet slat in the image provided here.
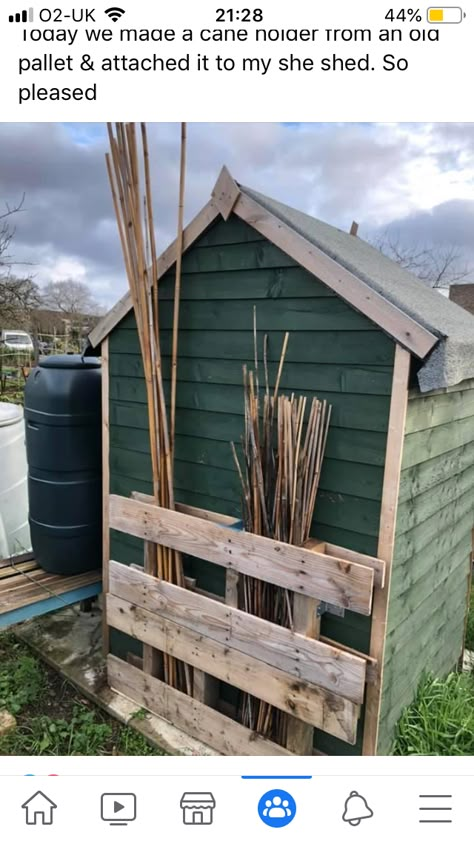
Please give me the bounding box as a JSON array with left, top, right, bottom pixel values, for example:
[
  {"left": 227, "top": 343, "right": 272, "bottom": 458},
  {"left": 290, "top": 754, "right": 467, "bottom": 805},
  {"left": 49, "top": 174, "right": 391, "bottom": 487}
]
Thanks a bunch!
[
  {"left": 109, "top": 560, "right": 367, "bottom": 704},
  {"left": 107, "top": 592, "right": 359, "bottom": 743},
  {"left": 109, "top": 494, "right": 375, "bottom": 614},
  {"left": 107, "top": 655, "right": 293, "bottom": 756},
  {"left": 322, "top": 541, "right": 386, "bottom": 588}
]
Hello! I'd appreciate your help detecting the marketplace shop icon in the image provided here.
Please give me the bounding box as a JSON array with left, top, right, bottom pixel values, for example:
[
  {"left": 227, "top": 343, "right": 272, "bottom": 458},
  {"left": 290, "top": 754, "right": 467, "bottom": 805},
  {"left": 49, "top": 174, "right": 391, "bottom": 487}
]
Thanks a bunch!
[
  {"left": 258, "top": 790, "right": 296, "bottom": 828},
  {"left": 180, "top": 792, "right": 216, "bottom": 825}
]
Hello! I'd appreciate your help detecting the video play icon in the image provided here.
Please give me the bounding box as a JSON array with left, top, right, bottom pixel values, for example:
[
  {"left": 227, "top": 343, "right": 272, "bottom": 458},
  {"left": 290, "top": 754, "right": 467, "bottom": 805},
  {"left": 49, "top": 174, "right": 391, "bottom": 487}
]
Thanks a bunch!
[{"left": 101, "top": 793, "right": 137, "bottom": 825}]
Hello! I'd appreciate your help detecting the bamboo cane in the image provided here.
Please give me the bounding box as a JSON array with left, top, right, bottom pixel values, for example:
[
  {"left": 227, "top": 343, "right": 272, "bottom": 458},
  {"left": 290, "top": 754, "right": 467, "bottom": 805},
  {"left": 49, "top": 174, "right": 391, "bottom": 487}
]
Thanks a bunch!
[
  {"left": 232, "top": 320, "right": 332, "bottom": 744},
  {"left": 170, "top": 122, "right": 187, "bottom": 461},
  {"left": 106, "top": 123, "right": 191, "bottom": 694}
]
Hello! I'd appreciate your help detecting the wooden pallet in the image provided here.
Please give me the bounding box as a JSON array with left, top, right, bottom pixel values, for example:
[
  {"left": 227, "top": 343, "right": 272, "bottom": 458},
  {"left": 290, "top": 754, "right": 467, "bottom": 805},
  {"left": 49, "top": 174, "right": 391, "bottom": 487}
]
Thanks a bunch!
[
  {"left": 106, "top": 493, "right": 385, "bottom": 756},
  {"left": 0, "top": 552, "right": 102, "bottom": 627}
]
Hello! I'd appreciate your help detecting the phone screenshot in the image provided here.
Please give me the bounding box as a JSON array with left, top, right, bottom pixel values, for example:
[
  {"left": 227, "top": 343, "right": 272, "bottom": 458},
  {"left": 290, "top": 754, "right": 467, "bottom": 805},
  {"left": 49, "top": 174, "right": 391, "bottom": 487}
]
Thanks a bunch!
[{"left": 0, "top": 0, "right": 472, "bottom": 836}]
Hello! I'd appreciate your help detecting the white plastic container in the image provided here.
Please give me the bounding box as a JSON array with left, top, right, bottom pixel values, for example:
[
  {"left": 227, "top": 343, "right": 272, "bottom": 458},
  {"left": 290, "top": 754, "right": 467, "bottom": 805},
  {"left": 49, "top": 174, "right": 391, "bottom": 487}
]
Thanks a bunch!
[{"left": 0, "top": 402, "right": 31, "bottom": 558}]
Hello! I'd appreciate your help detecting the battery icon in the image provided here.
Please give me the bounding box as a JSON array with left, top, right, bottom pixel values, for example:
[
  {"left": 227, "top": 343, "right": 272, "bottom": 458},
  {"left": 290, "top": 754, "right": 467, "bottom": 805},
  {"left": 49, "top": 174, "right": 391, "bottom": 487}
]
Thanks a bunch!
[{"left": 427, "top": 7, "right": 464, "bottom": 22}]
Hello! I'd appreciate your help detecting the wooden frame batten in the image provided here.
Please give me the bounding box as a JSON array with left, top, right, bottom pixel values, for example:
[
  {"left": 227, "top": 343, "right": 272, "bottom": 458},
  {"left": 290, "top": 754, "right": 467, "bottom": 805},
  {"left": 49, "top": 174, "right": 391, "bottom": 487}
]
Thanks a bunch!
[
  {"left": 101, "top": 337, "right": 110, "bottom": 655},
  {"left": 362, "top": 343, "right": 411, "bottom": 755}
]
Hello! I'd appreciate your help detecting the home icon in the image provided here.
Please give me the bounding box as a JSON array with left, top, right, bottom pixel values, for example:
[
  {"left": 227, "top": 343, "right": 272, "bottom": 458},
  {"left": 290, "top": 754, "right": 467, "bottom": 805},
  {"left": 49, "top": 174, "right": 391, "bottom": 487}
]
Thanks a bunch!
[
  {"left": 22, "top": 791, "right": 57, "bottom": 825},
  {"left": 180, "top": 792, "right": 216, "bottom": 825}
]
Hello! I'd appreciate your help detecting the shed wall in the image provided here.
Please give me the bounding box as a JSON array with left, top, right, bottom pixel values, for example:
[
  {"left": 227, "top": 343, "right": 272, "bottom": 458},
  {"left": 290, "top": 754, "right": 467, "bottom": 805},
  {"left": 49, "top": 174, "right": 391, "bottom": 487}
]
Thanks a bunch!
[
  {"left": 107, "top": 214, "right": 395, "bottom": 754},
  {"left": 378, "top": 381, "right": 474, "bottom": 753}
]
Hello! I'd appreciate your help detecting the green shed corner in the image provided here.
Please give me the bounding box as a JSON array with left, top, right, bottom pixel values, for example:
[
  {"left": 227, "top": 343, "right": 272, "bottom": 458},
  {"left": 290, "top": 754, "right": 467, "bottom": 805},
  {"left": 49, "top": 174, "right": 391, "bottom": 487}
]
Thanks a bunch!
[{"left": 90, "top": 167, "right": 474, "bottom": 756}]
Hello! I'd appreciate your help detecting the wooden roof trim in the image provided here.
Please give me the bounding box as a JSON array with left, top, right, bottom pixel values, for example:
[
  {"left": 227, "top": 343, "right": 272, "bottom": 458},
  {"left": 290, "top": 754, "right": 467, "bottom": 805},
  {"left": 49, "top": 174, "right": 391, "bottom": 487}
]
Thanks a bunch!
[
  {"left": 89, "top": 291, "right": 131, "bottom": 349},
  {"left": 89, "top": 198, "right": 221, "bottom": 347},
  {"left": 90, "top": 170, "right": 439, "bottom": 358},
  {"left": 211, "top": 166, "right": 241, "bottom": 220},
  {"left": 233, "top": 192, "right": 438, "bottom": 360}
]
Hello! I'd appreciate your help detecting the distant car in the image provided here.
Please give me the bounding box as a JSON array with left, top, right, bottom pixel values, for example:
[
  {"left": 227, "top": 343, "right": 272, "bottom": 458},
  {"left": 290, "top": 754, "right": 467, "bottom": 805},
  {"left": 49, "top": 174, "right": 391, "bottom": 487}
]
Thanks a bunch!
[{"left": 0, "top": 330, "right": 34, "bottom": 352}]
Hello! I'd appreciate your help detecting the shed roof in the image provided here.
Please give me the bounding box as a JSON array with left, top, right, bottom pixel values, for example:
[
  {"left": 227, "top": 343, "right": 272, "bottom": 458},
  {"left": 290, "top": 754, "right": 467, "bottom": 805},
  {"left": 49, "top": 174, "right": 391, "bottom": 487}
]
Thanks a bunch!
[{"left": 90, "top": 168, "right": 474, "bottom": 393}]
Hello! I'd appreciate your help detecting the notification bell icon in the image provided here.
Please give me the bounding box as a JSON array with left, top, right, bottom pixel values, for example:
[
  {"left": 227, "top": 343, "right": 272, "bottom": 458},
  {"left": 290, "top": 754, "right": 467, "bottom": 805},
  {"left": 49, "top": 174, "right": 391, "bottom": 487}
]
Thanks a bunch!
[{"left": 342, "top": 791, "right": 374, "bottom": 826}]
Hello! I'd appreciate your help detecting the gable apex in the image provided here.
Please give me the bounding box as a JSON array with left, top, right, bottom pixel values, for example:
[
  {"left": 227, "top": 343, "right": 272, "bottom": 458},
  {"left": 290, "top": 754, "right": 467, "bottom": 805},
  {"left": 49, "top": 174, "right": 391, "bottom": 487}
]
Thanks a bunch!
[{"left": 90, "top": 169, "right": 474, "bottom": 390}]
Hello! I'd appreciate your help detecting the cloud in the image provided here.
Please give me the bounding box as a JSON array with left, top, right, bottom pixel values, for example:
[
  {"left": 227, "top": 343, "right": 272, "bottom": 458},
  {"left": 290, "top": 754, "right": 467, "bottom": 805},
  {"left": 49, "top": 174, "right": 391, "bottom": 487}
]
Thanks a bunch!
[{"left": 0, "top": 121, "right": 473, "bottom": 308}]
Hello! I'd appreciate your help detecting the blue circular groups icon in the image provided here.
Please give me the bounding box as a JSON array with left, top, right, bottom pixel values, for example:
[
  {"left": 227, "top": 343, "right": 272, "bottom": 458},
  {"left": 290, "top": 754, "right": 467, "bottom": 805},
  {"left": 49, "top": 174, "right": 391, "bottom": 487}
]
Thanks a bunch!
[{"left": 258, "top": 789, "right": 296, "bottom": 828}]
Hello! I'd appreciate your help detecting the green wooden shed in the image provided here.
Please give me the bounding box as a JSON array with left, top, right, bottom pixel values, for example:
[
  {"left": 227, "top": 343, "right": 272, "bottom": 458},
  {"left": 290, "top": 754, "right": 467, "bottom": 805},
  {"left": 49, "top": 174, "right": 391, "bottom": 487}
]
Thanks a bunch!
[{"left": 90, "top": 167, "right": 474, "bottom": 756}]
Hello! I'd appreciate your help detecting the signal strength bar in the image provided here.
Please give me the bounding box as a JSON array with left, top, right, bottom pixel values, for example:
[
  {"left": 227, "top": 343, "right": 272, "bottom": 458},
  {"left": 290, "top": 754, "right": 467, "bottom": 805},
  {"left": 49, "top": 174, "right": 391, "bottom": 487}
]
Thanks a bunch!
[{"left": 8, "top": 7, "right": 33, "bottom": 22}]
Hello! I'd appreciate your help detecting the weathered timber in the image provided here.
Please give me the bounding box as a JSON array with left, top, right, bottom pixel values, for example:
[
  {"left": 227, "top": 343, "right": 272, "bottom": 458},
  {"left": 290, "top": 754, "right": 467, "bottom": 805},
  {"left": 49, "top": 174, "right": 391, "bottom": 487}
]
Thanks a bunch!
[
  {"left": 109, "top": 495, "right": 375, "bottom": 614},
  {"left": 108, "top": 560, "right": 367, "bottom": 703},
  {"left": 106, "top": 593, "right": 359, "bottom": 743},
  {"left": 107, "top": 655, "right": 293, "bottom": 756}
]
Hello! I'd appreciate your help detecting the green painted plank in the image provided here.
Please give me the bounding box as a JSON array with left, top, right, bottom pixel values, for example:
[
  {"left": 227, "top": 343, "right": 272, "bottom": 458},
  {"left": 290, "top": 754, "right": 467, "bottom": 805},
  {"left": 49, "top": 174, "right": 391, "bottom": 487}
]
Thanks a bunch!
[
  {"left": 314, "top": 493, "right": 381, "bottom": 537},
  {"left": 384, "top": 619, "right": 465, "bottom": 719},
  {"left": 110, "top": 533, "right": 145, "bottom": 568},
  {"left": 110, "top": 471, "right": 152, "bottom": 496},
  {"left": 109, "top": 377, "right": 390, "bottom": 433},
  {"left": 110, "top": 401, "right": 149, "bottom": 431},
  {"left": 402, "top": 416, "right": 474, "bottom": 469},
  {"left": 110, "top": 404, "right": 388, "bottom": 466},
  {"left": 320, "top": 613, "right": 371, "bottom": 652},
  {"left": 405, "top": 387, "right": 474, "bottom": 434},
  {"left": 175, "top": 487, "right": 242, "bottom": 519},
  {"left": 159, "top": 266, "right": 337, "bottom": 300},
  {"left": 314, "top": 524, "right": 379, "bottom": 557},
  {"left": 153, "top": 298, "right": 376, "bottom": 332},
  {"left": 109, "top": 429, "right": 384, "bottom": 502},
  {"left": 110, "top": 627, "right": 143, "bottom": 662},
  {"left": 394, "top": 485, "right": 473, "bottom": 564},
  {"left": 191, "top": 215, "right": 264, "bottom": 247},
  {"left": 382, "top": 615, "right": 465, "bottom": 718},
  {"left": 385, "top": 565, "right": 468, "bottom": 659},
  {"left": 111, "top": 309, "right": 135, "bottom": 331},
  {"left": 110, "top": 354, "right": 394, "bottom": 396},
  {"left": 391, "top": 508, "right": 474, "bottom": 602},
  {"left": 180, "top": 239, "right": 300, "bottom": 273},
  {"left": 111, "top": 469, "right": 241, "bottom": 521},
  {"left": 110, "top": 328, "right": 395, "bottom": 365},
  {"left": 387, "top": 532, "right": 471, "bottom": 630},
  {"left": 109, "top": 445, "right": 382, "bottom": 537},
  {"left": 111, "top": 528, "right": 147, "bottom": 554},
  {"left": 398, "top": 441, "right": 474, "bottom": 503},
  {"left": 396, "top": 463, "right": 474, "bottom": 535}
]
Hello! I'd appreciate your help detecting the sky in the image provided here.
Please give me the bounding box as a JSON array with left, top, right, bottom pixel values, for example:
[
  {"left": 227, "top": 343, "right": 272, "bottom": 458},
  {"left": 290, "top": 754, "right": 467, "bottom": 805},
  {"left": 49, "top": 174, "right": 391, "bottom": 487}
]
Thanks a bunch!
[{"left": 1, "top": 121, "right": 473, "bottom": 309}]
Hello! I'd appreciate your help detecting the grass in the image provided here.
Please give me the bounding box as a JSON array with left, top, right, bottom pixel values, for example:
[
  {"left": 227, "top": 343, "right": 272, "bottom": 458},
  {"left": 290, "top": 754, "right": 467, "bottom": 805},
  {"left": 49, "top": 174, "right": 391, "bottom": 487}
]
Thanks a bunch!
[
  {"left": 392, "top": 672, "right": 474, "bottom": 755},
  {"left": 464, "top": 585, "right": 474, "bottom": 651},
  {"left": 0, "top": 633, "right": 163, "bottom": 756}
]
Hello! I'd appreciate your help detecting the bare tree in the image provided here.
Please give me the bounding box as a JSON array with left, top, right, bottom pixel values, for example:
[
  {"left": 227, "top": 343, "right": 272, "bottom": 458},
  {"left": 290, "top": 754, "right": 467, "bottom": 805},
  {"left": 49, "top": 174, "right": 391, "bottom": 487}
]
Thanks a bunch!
[
  {"left": 0, "top": 198, "right": 40, "bottom": 326},
  {"left": 41, "top": 279, "right": 100, "bottom": 317},
  {"left": 373, "top": 231, "right": 471, "bottom": 288}
]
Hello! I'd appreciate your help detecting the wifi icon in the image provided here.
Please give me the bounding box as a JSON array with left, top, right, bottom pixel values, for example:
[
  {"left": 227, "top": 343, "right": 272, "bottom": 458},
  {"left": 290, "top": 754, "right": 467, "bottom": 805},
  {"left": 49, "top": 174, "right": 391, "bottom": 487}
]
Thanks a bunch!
[{"left": 105, "top": 6, "right": 125, "bottom": 21}]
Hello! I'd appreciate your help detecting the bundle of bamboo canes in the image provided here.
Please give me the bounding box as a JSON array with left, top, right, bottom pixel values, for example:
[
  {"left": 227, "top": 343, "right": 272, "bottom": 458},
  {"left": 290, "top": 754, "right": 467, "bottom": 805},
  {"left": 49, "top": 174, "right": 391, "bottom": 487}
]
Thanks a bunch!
[
  {"left": 106, "top": 122, "right": 190, "bottom": 693},
  {"left": 231, "top": 317, "right": 332, "bottom": 743}
]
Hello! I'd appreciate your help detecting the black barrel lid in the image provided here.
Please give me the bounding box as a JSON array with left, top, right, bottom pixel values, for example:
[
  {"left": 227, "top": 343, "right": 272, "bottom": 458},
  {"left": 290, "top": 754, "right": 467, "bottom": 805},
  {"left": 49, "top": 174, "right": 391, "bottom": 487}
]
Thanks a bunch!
[{"left": 39, "top": 354, "right": 101, "bottom": 369}]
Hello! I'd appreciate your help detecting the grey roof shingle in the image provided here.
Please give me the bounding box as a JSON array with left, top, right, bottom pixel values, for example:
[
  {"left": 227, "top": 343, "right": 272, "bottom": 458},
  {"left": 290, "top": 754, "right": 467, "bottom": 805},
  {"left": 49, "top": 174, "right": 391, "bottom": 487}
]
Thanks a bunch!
[{"left": 241, "top": 185, "right": 474, "bottom": 392}]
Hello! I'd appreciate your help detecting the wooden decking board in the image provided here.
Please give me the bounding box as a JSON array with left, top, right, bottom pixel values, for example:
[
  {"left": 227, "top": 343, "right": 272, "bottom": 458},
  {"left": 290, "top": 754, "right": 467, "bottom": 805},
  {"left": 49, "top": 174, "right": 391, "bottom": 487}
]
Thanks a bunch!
[
  {"left": 0, "top": 551, "right": 35, "bottom": 569},
  {"left": 0, "top": 560, "right": 102, "bottom": 616},
  {"left": 0, "top": 560, "right": 38, "bottom": 580}
]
